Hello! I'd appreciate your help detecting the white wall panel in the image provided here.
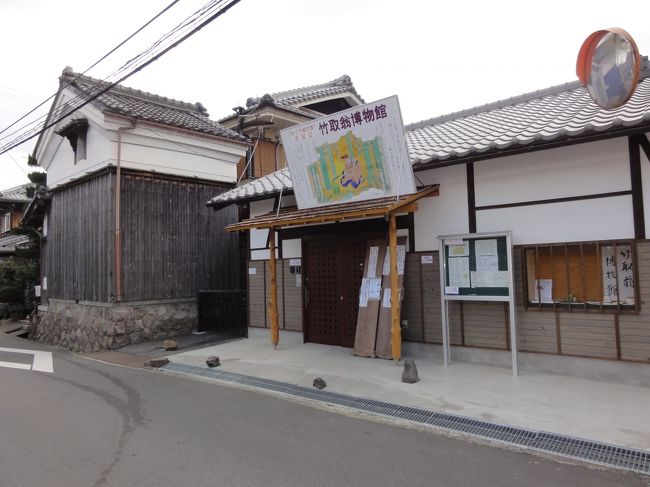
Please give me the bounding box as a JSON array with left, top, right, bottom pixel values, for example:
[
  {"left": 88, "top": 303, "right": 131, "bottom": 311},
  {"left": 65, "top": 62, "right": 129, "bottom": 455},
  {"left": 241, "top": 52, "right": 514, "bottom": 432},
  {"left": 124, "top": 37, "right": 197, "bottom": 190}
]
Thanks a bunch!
[
  {"left": 477, "top": 195, "right": 635, "bottom": 244},
  {"left": 413, "top": 164, "right": 468, "bottom": 251},
  {"left": 281, "top": 238, "right": 301, "bottom": 258},
  {"left": 474, "top": 138, "right": 630, "bottom": 206}
]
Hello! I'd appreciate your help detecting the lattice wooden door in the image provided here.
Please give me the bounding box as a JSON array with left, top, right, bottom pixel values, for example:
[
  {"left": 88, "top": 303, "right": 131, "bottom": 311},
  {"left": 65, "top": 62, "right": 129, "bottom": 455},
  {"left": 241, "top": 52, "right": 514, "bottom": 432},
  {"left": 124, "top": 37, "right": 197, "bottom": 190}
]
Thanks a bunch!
[{"left": 303, "top": 235, "right": 369, "bottom": 347}]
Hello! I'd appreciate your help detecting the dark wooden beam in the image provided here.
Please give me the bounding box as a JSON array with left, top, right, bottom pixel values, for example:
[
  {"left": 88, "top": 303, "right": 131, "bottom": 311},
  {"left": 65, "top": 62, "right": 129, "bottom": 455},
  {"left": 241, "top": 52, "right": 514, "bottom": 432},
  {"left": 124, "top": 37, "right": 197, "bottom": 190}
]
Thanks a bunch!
[
  {"left": 466, "top": 162, "right": 476, "bottom": 233},
  {"left": 629, "top": 136, "right": 646, "bottom": 239},
  {"left": 639, "top": 133, "right": 650, "bottom": 161}
]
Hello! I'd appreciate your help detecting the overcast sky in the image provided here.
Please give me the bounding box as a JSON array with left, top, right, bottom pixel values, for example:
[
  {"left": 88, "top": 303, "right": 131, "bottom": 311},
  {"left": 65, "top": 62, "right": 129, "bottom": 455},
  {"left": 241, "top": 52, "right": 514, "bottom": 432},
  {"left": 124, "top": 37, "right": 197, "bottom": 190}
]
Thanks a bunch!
[{"left": 1, "top": 0, "right": 649, "bottom": 190}]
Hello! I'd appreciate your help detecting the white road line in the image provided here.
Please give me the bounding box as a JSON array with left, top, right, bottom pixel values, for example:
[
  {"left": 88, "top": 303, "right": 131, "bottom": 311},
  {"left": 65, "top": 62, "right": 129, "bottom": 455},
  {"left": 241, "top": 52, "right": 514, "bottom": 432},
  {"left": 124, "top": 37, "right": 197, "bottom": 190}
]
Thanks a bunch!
[
  {"left": 0, "top": 360, "right": 31, "bottom": 370},
  {"left": 0, "top": 347, "right": 54, "bottom": 373}
]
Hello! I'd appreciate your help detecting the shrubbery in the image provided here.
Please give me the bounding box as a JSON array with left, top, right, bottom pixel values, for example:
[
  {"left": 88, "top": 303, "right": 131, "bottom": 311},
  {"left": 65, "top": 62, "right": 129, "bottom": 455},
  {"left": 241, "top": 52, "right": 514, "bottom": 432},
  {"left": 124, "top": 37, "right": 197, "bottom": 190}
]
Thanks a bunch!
[{"left": 0, "top": 257, "right": 38, "bottom": 320}]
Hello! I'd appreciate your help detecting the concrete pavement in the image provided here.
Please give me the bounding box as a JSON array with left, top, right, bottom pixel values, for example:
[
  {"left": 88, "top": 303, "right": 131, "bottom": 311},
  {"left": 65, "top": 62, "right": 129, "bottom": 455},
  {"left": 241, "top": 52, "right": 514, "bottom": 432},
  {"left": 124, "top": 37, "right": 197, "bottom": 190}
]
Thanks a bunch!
[
  {"left": 167, "top": 328, "right": 650, "bottom": 451},
  {"left": 0, "top": 332, "right": 644, "bottom": 487}
]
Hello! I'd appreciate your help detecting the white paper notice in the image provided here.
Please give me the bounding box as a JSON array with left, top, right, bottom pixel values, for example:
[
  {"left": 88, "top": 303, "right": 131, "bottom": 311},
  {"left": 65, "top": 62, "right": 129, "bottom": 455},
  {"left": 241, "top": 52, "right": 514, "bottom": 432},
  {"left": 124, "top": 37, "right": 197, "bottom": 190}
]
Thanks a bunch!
[
  {"left": 420, "top": 255, "right": 433, "bottom": 264},
  {"left": 359, "top": 278, "right": 370, "bottom": 307},
  {"left": 475, "top": 239, "right": 498, "bottom": 256},
  {"left": 382, "top": 245, "right": 406, "bottom": 275},
  {"left": 533, "top": 279, "right": 552, "bottom": 303},
  {"left": 382, "top": 288, "right": 392, "bottom": 308},
  {"left": 470, "top": 271, "right": 509, "bottom": 288},
  {"left": 367, "top": 246, "right": 379, "bottom": 278},
  {"left": 296, "top": 274, "right": 302, "bottom": 287},
  {"left": 447, "top": 241, "right": 469, "bottom": 257},
  {"left": 289, "top": 258, "right": 301, "bottom": 266},
  {"left": 368, "top": 278, "right": 382, "bottom": 300},
  {"left": 448, "top": 257, "right": 470, "bottom": 287},
  {"left": 248, "top": 268, "right": 257, "bottom": 275},
  {"left": 476, "top": 254, "right": 499, "bottom": 272},
  {"left": 445, "top": 286, "right": 459, "bottom": 295}
]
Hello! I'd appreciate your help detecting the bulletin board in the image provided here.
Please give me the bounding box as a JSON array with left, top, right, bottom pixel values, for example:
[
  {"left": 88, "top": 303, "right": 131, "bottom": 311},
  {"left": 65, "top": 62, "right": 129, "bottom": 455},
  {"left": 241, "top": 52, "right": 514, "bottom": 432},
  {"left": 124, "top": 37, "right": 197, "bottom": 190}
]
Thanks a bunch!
[
  {"left": 441, "top": 235, "right": 509, "bottom": 297},
  {"left": 437, "top": 231, "right": 519, "bottom": 376}
]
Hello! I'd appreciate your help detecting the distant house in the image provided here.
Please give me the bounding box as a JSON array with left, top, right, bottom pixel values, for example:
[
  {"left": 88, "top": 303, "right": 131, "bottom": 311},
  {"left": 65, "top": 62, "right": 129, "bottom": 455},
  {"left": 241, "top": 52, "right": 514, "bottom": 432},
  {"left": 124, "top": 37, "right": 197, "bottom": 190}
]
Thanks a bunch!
[
  {"left": 209, "top": 71, "right": 650, "bottom": 365},
  {"left": 0, "top": 184, "right": 30, "bottom": 261},
  {"left": 24, "top": 67, "right": 249, "bottom": 352}
]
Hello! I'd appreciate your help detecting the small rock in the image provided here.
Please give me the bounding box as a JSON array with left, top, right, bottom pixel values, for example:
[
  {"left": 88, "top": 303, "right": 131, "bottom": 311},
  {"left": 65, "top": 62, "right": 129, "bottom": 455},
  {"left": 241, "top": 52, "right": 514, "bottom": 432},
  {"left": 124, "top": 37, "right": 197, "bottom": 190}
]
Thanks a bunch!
[
  {"left": 163, "top": 339, "right": 178, "bottom": 351},
  {"left": 401, "top": 358, "right": 419, "bottom": 384},
  {"left": 145, "top": 357, "right": 169, "bottom": 368},
  {"left": 313, "top": 377, "right": 327, "bottom": 390},
  {"left": 206, "top": 356, "right": 220, "bottom": 368}
]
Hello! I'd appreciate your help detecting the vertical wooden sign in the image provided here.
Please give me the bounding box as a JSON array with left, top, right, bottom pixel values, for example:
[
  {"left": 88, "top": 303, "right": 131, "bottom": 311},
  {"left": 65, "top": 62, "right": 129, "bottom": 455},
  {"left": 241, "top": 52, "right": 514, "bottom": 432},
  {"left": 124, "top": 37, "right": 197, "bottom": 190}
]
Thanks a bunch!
[{"left": 353, "top": 239, "right": 387, "bottom": 357}]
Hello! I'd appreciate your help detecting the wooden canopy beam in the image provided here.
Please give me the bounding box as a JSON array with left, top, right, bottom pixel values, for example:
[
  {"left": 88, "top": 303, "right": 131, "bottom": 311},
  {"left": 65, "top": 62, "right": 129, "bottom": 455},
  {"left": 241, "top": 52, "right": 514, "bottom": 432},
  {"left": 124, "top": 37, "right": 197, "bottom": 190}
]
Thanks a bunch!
[
  {"left": 268, "top": 227, "right": 280, "bottom": 348},
  {"left": 225, "top": 185, "right": 439, "bottom": 232},
  {"left": 388, "top": 213, "right": 401, "bottom": 361}
]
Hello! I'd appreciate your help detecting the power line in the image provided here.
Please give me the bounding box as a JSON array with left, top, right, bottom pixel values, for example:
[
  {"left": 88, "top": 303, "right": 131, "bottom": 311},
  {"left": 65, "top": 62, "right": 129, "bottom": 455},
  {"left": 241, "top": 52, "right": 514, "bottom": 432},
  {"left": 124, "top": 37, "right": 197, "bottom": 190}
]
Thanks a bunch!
[
  {"left": 0, "top": 0, "right": 182, "bottom": 139},
  {"left": 0, "top": 0, "right": 228, "bottom": 146},
  {"left": 0, "top": 0, "right": 242, "bottom": 156},
  {"left": 0, "top": 144, "right": 28, "bottom": 177}
]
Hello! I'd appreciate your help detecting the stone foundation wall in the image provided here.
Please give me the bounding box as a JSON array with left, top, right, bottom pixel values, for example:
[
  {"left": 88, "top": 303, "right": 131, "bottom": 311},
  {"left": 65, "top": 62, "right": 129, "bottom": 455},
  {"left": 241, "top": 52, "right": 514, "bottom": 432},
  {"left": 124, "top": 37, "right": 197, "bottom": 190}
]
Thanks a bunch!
[{"left": 30, "top": 299, "right": 197, "bottom": 352}]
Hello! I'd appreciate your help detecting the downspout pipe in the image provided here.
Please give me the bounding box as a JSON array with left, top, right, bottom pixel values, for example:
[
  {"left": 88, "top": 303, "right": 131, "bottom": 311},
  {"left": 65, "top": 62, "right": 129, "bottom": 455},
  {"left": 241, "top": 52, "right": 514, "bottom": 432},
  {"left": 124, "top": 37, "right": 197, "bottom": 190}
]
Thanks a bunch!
[{"left": 114, "top": 120, "right": 136, "bottom": 302}]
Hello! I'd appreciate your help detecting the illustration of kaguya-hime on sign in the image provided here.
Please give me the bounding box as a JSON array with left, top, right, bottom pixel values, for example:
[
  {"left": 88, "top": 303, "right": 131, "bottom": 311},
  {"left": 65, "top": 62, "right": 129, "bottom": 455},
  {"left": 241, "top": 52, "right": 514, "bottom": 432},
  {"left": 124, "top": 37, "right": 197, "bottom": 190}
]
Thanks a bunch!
[{"left": 307, "top": 131, "right": 391, "bottom": 204}]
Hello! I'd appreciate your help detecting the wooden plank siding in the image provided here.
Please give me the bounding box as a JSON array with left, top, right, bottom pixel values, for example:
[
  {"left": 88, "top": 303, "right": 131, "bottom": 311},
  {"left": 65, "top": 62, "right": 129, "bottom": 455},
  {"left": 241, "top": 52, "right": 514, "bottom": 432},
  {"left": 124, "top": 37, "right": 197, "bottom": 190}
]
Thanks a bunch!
[
  {"left": 247, "top": 259, "right": 303, "bottom": 330},
  {"left": 246, "top": 242, "right": 650, "bottom": 363},
  {"left": 45, "top": 172, "right": 115, "bottom": 302},
  {"left": 399, "top": 243, "right": 650, "bottom": 363},
  {"left": 120, "top": 173, "right": 240, "bottom": 301}
]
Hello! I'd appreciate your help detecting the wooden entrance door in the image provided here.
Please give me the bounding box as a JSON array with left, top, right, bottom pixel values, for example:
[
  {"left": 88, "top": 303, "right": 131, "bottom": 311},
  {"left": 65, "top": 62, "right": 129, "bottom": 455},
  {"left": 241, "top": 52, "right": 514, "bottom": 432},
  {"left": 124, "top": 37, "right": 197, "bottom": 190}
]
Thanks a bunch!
[{"left": 303, "top": 234, "right": 370, "bottom": 347}]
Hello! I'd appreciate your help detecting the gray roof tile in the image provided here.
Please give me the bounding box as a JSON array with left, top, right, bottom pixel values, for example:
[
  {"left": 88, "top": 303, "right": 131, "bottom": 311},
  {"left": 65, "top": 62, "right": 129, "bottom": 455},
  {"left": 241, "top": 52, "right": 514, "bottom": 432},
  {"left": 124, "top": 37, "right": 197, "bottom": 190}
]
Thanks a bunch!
[
  {"left": 0, "top": 184, "right": 30, "bottom": 203},
  {"left": 220, "top": 75, "right": 364, "bottom": 123},
  {"left": 61, "top": 69, "right": 249, "bottom": 143},
  {"left": 0, "top": 233, "right": 29, "bottom": 254},
  {"left": 209, "top": 76, "right": 650, "bottom": 207}
]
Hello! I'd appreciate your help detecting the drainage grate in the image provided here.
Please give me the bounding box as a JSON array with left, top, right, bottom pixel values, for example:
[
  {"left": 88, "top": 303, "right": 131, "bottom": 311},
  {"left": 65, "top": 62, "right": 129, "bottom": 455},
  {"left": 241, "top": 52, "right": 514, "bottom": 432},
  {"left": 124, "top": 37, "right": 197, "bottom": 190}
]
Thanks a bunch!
[{"left": 162, "top": 362, "right": 650, "bottom": 476}]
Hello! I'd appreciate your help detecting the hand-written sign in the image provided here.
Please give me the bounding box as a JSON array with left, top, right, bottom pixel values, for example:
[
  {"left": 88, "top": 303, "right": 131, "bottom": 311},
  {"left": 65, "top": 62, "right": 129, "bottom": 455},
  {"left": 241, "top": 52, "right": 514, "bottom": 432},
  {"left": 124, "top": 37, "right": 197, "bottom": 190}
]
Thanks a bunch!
[
  {"left": 280, "top": 96, "right": 416, "bottom": 210},
  {"left": 602, "top": 245, "right": 635, "bottom": 304}
]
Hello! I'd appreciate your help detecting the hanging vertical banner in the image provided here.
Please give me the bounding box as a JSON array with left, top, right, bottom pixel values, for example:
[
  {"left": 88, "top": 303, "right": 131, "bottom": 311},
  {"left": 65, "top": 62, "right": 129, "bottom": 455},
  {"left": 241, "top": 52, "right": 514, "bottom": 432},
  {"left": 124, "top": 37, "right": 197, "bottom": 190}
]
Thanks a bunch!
[
  {"left": 601, "top": 245, "right": 635, "bottom": 304},
  {"left": 280, "top": 96, "right": 416, "bottom": 210}
]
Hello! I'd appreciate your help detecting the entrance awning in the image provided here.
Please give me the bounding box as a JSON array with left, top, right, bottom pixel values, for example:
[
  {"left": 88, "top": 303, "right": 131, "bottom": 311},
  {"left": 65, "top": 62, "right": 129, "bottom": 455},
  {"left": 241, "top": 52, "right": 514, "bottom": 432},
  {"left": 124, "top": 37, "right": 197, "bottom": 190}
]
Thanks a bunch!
[
  {"left": 227, "top": 184, "right": 439, "bottom": 360},
  {"left": 225, "top": 185, "right": 439, "bottom": 232}
]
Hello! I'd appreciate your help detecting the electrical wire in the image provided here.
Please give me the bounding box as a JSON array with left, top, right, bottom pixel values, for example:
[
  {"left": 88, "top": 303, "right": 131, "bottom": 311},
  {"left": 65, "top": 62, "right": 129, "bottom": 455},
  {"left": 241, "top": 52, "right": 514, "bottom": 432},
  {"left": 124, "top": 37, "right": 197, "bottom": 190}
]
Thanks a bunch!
[
  {"left": 0, "top": 0, "right": 181, "bottom": 138},
  {"left": 0, "top": 0, "right": 241, "bottom": 155}
]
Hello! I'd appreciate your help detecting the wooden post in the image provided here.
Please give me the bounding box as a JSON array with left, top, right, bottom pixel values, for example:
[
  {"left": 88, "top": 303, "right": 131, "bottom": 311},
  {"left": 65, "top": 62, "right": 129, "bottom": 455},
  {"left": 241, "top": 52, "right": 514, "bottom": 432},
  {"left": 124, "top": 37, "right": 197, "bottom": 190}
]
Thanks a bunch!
[
  {"left": 389, "top": 213, "right": 401, "bottom": 361},
  {"left": 269, "top": 227, "right": 279, "bottom": 348}
]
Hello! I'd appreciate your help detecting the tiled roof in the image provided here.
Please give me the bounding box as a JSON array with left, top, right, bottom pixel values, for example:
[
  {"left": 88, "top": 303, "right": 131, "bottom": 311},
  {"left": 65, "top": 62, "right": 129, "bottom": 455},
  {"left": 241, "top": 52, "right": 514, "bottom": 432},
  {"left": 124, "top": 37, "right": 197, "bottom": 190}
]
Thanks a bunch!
[
  {"left": 0, "top": 233, "right": 29, "bottom": 254},
  {"left": 221, "top": 75, "right": 364, "bottom": 123},
  {"left": 60, "top": 69, "right": 249, "bottom": 143},
  {"left": 266, "top": 74, "right": 364, "bottom": 107},
  {"left": 208, "top": 75, "right": 650, "bottom": 207},
  {"left": 0, "top": 184, "right": 30, "bottom": 203},
  {"left": 406, "top": 77, "right": 650, "bottom": 165},
  {"left": 208, "top": 168, "right": 293, "bottom": 208}
]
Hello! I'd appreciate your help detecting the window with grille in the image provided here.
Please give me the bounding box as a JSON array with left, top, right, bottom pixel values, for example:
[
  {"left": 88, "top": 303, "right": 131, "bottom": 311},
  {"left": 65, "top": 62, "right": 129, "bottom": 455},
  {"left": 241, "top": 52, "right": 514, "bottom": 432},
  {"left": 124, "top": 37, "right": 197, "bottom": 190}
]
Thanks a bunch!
[
  {"left": 523, "top": 240, "right": 638, "bottom": 311},
  {"left": 1, "top": 212, "right": 10, "bottom": 234}
]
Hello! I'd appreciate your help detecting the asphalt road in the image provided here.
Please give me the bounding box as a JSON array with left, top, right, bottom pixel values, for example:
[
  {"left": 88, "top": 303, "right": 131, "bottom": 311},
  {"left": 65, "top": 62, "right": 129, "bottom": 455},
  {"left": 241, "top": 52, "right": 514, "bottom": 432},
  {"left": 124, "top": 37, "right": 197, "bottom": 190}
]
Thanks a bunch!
[{"left": 0, "top": 334, "right": 646, "bottom": 487}]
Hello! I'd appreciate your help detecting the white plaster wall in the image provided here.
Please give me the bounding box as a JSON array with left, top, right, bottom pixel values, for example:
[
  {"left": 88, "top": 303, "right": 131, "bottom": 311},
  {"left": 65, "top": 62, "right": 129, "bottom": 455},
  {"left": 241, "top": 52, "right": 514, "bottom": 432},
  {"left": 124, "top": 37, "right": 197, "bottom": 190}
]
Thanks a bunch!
[
  {"left": 474, "top": 138, "right": 630, "bottom": 206},
  {"left": 477, "top": 195, "right": 634, "bottom": 244},
  {"left": 281, "top": 239, "right": 301, "bottom": 258},
  {"left": 39, "top": 90, "right": 247, "bottom": 189},
  {"left": 40, "top": 94, "right": 112, "bottom": 188},
  {"left": 115, "top": 126, "right": 244, "bottom": 183},
  {"left": 249, "top": 199, "right": 273, "bottom": 260},
  {"left": 413, "top": 164, "right": 468, "bottom": 251}
]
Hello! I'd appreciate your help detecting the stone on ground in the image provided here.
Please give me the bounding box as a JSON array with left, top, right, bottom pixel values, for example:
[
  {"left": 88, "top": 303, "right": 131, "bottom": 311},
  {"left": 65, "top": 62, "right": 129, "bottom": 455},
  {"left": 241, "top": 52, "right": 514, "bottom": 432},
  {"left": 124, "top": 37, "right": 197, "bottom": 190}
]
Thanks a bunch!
[
  {"left": 401, "top": 358, "right": 419, "bottom": 384},
  {"left": 206, "top": 356, "right": 220, "bottom": 368},
  {"left": 144, "top": 357, "right": 169, "bottom": 368},
  {"left": 163, "top": 339, "right": 178, "bottom": 351},
  {"left": 313, "top": 377, "right": 327, "bottom": 390}
]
